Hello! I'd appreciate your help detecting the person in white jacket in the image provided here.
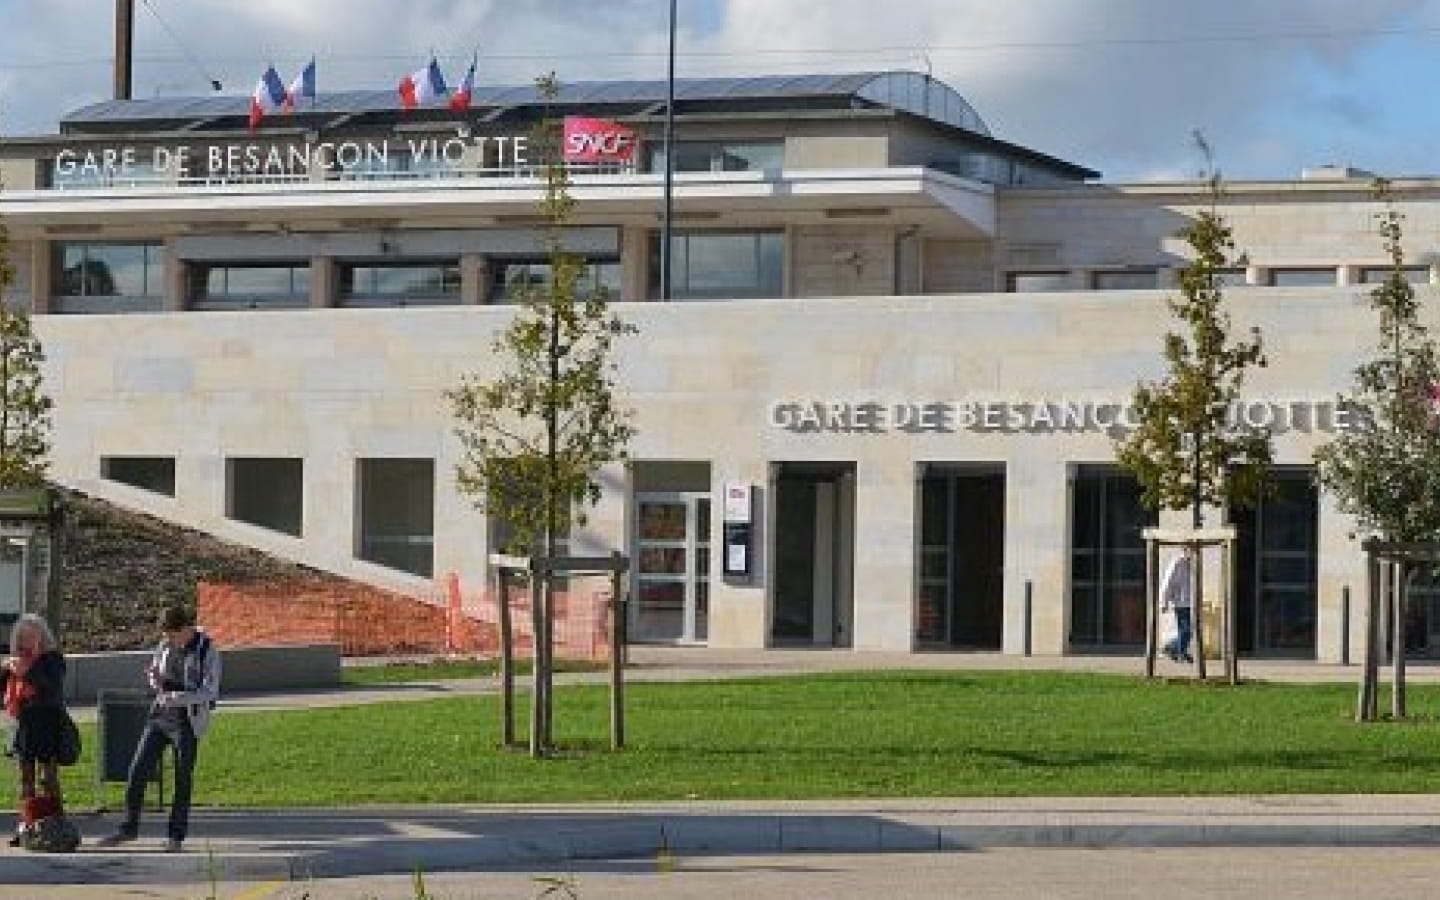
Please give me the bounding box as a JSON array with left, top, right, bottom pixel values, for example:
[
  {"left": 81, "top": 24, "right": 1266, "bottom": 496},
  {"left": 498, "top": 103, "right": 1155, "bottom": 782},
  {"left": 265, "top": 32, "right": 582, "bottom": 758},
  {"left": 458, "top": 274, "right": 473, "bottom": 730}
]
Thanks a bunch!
[
  {"left": 1160, "top": 546, "right": 1195, "bottom": 663},
  {"left": 96, "top": 604, "right": 220, "bottom": 853}
]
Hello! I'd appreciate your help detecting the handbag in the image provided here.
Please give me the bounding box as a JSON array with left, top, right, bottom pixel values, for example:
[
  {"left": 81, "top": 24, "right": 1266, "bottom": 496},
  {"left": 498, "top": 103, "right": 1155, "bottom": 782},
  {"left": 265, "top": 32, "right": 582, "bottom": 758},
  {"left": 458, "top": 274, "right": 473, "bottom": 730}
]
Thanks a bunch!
[{"left": 55, "top": 711, "right": 80, "bottom": 767}]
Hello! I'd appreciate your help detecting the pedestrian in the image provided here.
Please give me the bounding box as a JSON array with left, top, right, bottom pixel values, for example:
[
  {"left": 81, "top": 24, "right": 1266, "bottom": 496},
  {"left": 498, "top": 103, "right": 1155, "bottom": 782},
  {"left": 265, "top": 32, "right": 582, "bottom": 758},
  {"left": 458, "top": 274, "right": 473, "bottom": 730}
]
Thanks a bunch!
[
  {"left": 96, "top": 603, "right": 220, "bottom": 853},
  {"left": 2, "top": 613, "right": 81, "bottom": 851},
  {"left": 1160, "top": 545, "right": 1195, "bottom": 663}
]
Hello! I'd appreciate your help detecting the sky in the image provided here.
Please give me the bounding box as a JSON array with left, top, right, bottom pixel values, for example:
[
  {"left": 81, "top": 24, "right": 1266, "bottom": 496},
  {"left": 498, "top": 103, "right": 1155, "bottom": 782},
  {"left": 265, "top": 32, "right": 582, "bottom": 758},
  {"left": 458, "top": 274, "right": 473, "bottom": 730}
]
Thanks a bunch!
[{"left": 3, "top": 0, "right": 1440, "bottom": 182}]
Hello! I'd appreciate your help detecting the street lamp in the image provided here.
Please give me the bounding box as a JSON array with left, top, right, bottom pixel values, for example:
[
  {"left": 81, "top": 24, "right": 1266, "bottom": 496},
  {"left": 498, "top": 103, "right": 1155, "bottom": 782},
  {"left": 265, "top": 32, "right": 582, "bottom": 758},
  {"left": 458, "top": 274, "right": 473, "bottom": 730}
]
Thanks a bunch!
[{"left": 659, "top": 0, "right": 677, "bottom": 301}]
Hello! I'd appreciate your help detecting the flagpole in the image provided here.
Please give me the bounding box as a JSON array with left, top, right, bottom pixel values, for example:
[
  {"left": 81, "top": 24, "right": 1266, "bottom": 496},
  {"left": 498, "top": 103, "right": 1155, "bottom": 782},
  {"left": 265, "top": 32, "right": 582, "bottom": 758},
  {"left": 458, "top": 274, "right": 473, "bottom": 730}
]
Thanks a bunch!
[{"left": 659, "top": 0, "right": 677, "bottom": 301}]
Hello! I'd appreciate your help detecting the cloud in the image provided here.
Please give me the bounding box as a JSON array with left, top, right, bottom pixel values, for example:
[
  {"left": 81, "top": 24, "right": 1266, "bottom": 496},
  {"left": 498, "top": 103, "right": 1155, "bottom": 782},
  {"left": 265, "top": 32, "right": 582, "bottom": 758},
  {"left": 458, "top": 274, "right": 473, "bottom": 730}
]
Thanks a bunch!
[{"left": 0, "top": 0, "right": 1436, "bottom": 180}]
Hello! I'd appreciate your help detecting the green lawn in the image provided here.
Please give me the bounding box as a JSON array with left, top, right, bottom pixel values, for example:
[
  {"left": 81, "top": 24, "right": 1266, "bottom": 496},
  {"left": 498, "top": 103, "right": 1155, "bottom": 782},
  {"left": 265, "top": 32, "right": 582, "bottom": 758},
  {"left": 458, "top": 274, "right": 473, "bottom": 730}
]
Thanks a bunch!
[{"left": 71, "top": 671, "right": 1440, "bottom": 807}]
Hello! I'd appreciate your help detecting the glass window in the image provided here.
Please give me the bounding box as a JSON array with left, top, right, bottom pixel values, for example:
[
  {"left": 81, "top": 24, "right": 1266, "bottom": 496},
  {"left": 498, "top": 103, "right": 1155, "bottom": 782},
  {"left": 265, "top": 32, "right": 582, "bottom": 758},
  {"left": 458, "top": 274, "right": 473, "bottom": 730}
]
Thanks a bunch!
[
  {"left": 101, "top": 456, "right": 176, "bottom": 496},
  {"left": 647, "top": 141, "right": 783, "bottom": 173},
  {"left": 651, "top": 231, "right": 784, "bottom": 300},
  {"left": 356, "top": 458, "right": 434, "bottom": 578},
  {"left": 189, "top": 264, "right": 310, "bottom": 310},
  {"left": 1069, "top": 467, "right": 1157, "bottom": 648},
  {"left": 1359, "top": 266, "right": 1429, "bottom": 286},
  {"left": 1214, "top": 268, "right": 1249, "bottom": 287},
  {"left": 53, "top": 243, "right": 165, "bottom": 313},
  {"left": 338, "top": 262, "right": 461, "bottom": 307},
  {"left": 1091, "top": 270, "right": 1157, "bottom": 290},
  {"left": 489, "top": 259, "right": 622, "bottom": 303},
  {"left": 1007, "top": 271, "right": 1070, "bottom": 293},
  {"left": 226, "top": 457, "right": 303, "bottom": 537},
  {"left": 1268, "top": 268, "right": 1336, "bottom": 287}
]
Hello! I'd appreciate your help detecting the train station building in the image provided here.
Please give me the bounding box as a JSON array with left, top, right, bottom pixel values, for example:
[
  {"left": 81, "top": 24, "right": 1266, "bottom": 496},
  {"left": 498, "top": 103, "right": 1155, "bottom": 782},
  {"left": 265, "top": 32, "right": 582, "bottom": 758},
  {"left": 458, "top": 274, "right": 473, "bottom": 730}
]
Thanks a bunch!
[{"left": 0, "top": 71, "right": 1419, "bottom": 660}]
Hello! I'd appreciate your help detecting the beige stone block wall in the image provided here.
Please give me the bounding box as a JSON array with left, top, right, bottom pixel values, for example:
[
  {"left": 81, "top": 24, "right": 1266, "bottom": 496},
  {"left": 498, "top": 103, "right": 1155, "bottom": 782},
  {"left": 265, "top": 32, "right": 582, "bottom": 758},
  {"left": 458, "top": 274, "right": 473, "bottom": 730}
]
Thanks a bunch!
[
  {"left": 923, "top": 239, "right": 996, "bottom": 293},
  {"left": 0, "top": 158, "right": 37, "bottom": 190},
  {"left": 792, "top": 226, "right": 896, "bottom": 297}
]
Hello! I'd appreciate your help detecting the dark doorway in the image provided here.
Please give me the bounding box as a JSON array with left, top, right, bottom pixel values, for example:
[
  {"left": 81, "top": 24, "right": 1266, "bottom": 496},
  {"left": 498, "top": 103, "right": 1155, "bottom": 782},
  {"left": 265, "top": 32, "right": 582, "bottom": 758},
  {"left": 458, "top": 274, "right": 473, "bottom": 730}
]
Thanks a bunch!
[
  {"left": 1069, "top": 467, "right": 1155, "bottom": 649},
  {"left": 1232, "top": 468, "right": 1318, "bottom": 656},
  {"left": 771, "top": 463, "right": 855, "bottom": 647},
  {"left": 917, "top": 466, "right": 1005, "bottom": 649}
]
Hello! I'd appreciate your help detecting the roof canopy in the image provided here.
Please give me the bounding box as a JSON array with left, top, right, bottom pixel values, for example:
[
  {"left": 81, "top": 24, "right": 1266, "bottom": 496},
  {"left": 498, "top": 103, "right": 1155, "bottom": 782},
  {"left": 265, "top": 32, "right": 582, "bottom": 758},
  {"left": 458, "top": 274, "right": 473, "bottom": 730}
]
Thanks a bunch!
[{"left": 61, "top": 71, "right": 991, "bottom": 136}]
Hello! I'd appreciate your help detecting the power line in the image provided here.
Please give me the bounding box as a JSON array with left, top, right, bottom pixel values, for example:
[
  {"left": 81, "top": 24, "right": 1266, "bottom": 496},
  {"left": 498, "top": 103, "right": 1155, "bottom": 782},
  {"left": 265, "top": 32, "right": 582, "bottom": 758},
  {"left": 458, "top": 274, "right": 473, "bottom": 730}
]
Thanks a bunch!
[
  {"left": 3, "top": 20, "right": 1440, "bottom": 75},
  {"left": 138, "top": 0, "right": 223, "bottom": 91}
]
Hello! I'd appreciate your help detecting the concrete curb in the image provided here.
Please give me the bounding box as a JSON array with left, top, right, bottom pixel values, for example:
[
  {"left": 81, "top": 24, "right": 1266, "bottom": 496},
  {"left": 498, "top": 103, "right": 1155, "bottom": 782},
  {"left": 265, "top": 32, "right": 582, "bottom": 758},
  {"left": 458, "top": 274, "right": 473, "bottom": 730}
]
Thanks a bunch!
[{"left": 5, "top": 808, "right": 1440, "bottom": 884}]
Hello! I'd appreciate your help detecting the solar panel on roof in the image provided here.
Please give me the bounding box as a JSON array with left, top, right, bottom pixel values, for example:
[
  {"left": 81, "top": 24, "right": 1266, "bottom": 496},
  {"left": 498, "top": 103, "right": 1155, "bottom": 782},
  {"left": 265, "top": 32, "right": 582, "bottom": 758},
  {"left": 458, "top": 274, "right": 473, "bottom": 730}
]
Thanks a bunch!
[{"left": 58, "top": 71, "right": 995, "bottom": 137}]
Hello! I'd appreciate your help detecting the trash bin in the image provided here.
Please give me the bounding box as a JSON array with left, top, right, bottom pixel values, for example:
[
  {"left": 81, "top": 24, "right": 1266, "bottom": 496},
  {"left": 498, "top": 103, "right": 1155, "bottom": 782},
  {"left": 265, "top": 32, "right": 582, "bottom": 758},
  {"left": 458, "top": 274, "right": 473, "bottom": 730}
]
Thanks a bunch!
[{"left": 94, "top": 689, "right": 162, "bottom": 811}]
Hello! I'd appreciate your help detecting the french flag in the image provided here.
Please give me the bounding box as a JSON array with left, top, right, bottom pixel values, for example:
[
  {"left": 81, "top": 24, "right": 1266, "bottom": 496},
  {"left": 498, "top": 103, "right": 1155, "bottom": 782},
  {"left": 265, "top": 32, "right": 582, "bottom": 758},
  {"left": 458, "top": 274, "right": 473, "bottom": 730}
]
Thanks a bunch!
[
  {"left": 398, "top": 57, "right": 447, "bottom": 109},
  {"left": 449, "top": 59, "right": 476, "bottom": 112},
  {"left": 284, "top": 57, "right": 317, "bottom": 112},
  {"left": 249, "top": 65, "right": 286, "bottom": 131}
]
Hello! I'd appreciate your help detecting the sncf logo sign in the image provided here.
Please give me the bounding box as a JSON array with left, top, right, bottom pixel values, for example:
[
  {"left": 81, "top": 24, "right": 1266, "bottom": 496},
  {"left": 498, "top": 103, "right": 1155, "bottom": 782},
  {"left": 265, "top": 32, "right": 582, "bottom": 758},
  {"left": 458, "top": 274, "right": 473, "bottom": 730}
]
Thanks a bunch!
[{"left": 563, "top": 117, "right": 639, "bottom": 163}]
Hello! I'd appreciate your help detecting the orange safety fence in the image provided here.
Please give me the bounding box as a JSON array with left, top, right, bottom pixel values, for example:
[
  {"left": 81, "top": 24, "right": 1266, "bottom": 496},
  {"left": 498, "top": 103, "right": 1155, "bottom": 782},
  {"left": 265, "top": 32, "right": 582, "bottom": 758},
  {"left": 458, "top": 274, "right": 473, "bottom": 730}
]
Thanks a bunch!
[{"left": 199, "top": 572, "right": 615, "bottom": 661}]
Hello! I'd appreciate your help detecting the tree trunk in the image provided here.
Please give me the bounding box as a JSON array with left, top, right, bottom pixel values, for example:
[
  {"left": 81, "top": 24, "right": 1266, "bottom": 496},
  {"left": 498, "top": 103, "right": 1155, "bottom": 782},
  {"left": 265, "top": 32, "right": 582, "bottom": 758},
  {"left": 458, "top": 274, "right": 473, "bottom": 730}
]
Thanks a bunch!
[
  {"left": 1358, "top": 550, "right": 1380, "bottom": 722},
  {"left": 528, "top": 563, "right": 545, "bottom": 756},
  {"left": 1393, "top": 561, "right": 1407, "bottom": 719},
  {"left": 497, "top": 569, "right": 515, "bottom": 747},
  {"left": 1144, "top": 538, "right": 1158, "bottom": 679},
  {"left": 1192, "top": 543, "right": 1207, "bottom": 680}
]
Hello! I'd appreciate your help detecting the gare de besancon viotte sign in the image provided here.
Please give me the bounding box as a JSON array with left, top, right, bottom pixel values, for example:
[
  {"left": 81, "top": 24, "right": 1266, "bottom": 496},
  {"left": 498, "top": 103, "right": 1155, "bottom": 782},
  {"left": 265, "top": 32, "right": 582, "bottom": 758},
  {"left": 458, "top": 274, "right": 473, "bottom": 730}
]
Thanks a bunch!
[
  {"left": 770, "top": 398, "right": 1369, "bottom": 436},
  {"left": 51, "top": 116, "right": 640, "bottom": 180}
]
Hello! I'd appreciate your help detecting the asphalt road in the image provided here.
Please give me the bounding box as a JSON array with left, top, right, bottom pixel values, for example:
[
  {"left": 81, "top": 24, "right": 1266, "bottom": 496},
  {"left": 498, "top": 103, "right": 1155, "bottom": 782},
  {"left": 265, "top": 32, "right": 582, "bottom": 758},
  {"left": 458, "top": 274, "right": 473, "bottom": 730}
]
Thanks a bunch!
[{"left": 7, "top": 847, "right": 1440, "bottom": 900}]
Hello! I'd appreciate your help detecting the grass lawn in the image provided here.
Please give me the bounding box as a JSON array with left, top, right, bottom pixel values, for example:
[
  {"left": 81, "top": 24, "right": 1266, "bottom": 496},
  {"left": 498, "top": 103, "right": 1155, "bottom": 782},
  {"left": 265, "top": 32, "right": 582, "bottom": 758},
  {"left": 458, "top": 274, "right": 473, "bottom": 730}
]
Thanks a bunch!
[{"left": 70, "top": 670, "right": 1440, "bottom": 807}]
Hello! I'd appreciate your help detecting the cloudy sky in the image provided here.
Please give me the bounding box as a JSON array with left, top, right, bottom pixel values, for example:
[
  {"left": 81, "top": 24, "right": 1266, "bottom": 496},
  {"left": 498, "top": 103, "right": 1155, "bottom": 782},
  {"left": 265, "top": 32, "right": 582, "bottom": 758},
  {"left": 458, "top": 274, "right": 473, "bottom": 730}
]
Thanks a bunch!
[{"left": 2, "top": 0, "right": 1440, "bottom": 182}]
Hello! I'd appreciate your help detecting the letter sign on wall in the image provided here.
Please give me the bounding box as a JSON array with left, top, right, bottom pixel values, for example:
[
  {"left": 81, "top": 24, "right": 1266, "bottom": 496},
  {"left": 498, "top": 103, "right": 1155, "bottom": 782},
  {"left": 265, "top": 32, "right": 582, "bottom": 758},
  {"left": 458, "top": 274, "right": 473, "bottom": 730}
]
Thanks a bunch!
[{"left": 563, "top": 117, "right": 639, "bottom": 163}]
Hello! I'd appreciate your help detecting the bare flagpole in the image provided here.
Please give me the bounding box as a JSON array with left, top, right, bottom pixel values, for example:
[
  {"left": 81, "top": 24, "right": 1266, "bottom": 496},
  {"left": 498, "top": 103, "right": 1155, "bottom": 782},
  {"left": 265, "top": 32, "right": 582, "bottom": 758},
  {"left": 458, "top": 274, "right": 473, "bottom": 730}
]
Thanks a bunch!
[{"left": 659, "top": 0, "right": 677, "bottom": 300}]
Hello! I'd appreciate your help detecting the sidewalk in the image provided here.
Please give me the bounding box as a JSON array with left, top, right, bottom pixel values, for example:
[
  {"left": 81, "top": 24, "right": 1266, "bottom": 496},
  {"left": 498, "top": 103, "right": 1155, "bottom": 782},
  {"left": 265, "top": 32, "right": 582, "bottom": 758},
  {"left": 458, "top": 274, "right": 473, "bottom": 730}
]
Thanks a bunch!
[{"left": 5, "top": 795, "right": 1440, "bottom": 885}]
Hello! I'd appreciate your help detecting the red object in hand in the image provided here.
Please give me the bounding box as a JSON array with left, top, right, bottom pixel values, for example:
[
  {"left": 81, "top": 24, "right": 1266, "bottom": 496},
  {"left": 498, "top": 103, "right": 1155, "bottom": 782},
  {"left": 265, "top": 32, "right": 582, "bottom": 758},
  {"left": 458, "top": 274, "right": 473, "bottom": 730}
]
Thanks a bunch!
[{"left": 3, "top": 674, "right": 35, "bottom": 719}]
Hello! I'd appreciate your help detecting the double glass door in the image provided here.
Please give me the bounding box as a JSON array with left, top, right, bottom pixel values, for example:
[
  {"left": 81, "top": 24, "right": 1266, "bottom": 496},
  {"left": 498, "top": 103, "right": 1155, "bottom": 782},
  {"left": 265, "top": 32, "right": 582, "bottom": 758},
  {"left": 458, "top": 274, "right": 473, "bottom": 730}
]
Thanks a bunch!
[{"left": 632, "top": 493, "right": 711, "bottom": 643}]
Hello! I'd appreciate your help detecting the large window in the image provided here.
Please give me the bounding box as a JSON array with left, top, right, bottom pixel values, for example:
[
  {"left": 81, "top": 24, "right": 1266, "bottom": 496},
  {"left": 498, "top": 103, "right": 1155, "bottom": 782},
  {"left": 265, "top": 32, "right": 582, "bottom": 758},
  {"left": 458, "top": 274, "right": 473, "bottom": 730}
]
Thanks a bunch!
[
  {"left": 489, "top": 259, "right": 621, "bottom": 303},
  {"left": 226, "top": 457, "right": 303, "bottom": 537},
  {"left": 101, "top": 456, "right": 176, "bottom": 497},
  {"left": 651, "top": 231, "right": 784, "bottom": 300},
  {"left": 1091, "top": 269, "right": 1157, "bottom": 291},
  {"left": 647, "top": 141, "right": 782, "bottom": 174},
  {"left": 189, "top": 264, "right": 310, "bottom": 310},
  {"left": 1070, "top": 467, "right": 1156, "bottom": 648},
  {"left": 1359, "top": 265, "right": 1430, "bottom": 285},
  {"left": 53, "top": 243, "right": 165, "bottom": 313},
  {"left": 1268, "top": 267, "right": 1336, "bottom": 287},
  {"left": 356, "top": 459, "right": 434, "bottom": 578},
  {"left": 1006, "top": 271, "right": 1069, "bottom": 293},
  {"left": 339, "top": 262, "right": 461, "bottom": 307}
]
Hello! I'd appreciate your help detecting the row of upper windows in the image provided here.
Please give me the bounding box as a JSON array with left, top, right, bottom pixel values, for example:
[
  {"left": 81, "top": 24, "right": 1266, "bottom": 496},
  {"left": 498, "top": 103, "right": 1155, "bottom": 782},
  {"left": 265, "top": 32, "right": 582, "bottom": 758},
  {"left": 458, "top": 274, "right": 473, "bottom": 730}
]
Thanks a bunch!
[
  {"left": 1006, "top": 265, "right": 1433, "bottom": 293},
  {"left": 49, "top": 232, "right": 785, "bottom": 311}
]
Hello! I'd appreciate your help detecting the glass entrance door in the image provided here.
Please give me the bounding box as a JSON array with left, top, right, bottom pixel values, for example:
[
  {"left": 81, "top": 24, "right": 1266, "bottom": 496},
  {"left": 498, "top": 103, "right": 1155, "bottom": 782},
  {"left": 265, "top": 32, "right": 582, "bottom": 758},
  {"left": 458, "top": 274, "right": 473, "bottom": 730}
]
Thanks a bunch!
[{"left": 632, "top": 493, "right": 711, "bottom": 643}]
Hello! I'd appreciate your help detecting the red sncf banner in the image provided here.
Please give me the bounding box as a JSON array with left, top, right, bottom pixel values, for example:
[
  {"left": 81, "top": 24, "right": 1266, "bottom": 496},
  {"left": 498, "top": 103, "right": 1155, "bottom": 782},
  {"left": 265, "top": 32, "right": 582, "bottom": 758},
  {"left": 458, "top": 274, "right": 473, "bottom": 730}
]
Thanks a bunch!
[{"left": 563, "top": 117, "right": 639, "bottom": 163}]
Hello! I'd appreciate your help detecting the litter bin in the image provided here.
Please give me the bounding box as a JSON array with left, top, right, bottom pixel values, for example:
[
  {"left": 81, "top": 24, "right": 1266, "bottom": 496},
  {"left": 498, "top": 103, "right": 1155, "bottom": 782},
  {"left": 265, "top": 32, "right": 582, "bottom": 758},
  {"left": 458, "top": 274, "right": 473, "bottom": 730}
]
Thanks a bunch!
[{"left": 94, "top": 689, "right": 163, "bottom": 811}]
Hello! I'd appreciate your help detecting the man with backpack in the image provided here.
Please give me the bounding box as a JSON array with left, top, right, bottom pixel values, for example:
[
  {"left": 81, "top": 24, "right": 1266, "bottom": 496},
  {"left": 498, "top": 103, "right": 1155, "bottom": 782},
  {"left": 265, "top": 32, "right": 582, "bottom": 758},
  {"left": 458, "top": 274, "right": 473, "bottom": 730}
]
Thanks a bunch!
[{"left": 96, "top": 603, "right": 220, "bottom": 853}]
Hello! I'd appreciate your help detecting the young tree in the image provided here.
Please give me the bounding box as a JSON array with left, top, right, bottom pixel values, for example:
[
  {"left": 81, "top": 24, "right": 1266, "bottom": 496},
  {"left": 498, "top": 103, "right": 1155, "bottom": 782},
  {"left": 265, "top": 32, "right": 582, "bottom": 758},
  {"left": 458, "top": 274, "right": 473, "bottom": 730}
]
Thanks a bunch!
[
  {"left": 1313, "top": 181, "right": 1440, "bottom": 719},
  {"left": 448, "top": 74, "right": 636, "bottom": 756},
  {"left": 0, "top": 190, "right": 52, "bottom": 488},
  {"left": 1115, "top": 139, "right": 1272, "bottom": 677}
]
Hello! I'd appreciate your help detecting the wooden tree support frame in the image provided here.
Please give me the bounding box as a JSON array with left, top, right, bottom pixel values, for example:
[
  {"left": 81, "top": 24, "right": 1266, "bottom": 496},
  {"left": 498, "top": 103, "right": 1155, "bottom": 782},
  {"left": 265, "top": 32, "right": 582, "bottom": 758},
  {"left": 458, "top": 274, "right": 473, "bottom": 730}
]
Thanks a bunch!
[
  {"left": 1356, "top": 539, "right": 1440, "bottom": 722},
  {"left": 488, "top": 551, "right": 631, "bottom": 756},
  {"left": 1142, "top": 527, "right": 1239, "bottom": 684}
]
